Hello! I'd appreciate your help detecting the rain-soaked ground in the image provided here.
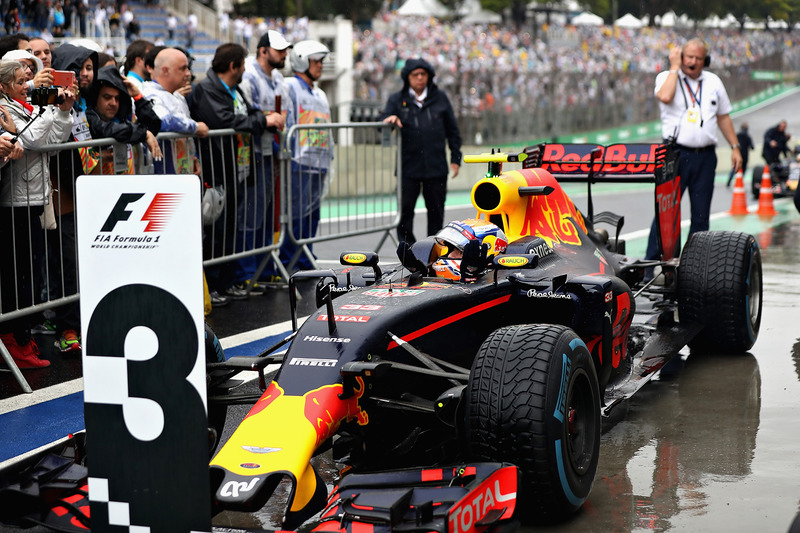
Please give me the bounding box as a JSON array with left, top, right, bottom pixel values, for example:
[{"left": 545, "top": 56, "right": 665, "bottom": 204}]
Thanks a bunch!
[{"left": 204, "top": 211, "right": 800, "bottom": 533}]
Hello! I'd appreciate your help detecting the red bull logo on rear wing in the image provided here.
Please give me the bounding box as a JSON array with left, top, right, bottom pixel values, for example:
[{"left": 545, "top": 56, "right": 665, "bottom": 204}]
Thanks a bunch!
[{"left": 523, "top": 143, "right": 670, "bottom": 182}]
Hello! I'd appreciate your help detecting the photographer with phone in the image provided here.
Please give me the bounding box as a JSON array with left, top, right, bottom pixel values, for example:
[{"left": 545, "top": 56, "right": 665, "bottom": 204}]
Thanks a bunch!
[{"left": 0, "top": 59, "right": 74, "bottom": 367}]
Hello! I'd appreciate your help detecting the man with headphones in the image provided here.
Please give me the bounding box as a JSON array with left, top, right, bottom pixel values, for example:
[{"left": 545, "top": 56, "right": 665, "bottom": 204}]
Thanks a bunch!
[{"left": 644, "top": 38, "right": 742, "bottom": 274}]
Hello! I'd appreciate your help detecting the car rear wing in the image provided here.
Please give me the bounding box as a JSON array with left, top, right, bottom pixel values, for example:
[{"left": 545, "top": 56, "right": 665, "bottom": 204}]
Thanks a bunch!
[{"left": 522, "top": 142, "right": 678, "bottom": 184}]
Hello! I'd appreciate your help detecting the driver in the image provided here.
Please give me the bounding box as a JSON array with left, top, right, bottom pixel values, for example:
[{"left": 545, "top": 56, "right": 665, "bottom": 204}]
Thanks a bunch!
[{"left": 432, "top": 219, "right": 508, "bottom": 280}]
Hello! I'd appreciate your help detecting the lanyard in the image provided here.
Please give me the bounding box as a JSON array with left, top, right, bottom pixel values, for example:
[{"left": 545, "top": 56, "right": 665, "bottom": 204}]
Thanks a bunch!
[
  {"left": 685, "top": 78, "right": 702, "bottom": 107},
  {"left": 677, "top": 77, "right": 704, "bottom": 127}
]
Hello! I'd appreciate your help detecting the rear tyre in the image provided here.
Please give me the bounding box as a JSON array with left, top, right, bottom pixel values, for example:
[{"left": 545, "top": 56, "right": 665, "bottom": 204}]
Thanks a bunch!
[
  {"left": 678, "top": 231, "right": 762, "bottom": 352},
  {"left": 466, "top": 324, "right": 601, "bottom": 522}
]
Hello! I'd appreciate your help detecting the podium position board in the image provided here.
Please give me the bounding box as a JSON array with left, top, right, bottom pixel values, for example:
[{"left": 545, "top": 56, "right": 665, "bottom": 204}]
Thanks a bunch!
[{"left": 76, "top": 175, "right": 211, "bottom": 532}]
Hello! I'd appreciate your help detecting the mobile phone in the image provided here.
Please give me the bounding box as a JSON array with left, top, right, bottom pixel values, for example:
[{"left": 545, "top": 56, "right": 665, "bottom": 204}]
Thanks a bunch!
[{"left": 52, "top": 70, "right": 76, "bottom": 87}]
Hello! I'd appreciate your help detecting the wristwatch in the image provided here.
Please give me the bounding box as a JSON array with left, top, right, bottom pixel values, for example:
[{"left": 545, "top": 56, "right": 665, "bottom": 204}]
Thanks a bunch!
[
  {"left": 669, "top": 69, "right": 679, "bottom": 75},
  {"left": 731, "top": 144, "right": 740, "bottom": 149}
]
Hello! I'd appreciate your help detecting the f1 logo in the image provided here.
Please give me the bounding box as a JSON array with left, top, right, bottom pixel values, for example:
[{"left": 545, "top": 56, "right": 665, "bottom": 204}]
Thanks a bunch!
[
  {"left": 101, "top": 193, "right": 145, "bottom": 232},
  {"left": 100, "top": 193, "right": 182, "bottom": 233}
]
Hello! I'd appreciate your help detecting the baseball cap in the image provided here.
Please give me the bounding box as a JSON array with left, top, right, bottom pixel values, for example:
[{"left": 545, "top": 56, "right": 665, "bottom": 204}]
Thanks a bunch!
[{"left": 257, "top": 30, "right": 292, "bottom": 51}]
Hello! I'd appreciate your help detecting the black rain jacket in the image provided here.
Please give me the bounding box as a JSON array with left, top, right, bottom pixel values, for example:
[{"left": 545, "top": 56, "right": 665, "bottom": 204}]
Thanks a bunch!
[{"left": 380, "top": 58, "right": 461, "bottom": 179}]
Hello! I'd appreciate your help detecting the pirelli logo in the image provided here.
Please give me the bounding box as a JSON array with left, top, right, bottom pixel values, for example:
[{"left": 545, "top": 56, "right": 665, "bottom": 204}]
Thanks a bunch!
[{"left": 288, "top": 357, "right": 338, "bottom": 367}]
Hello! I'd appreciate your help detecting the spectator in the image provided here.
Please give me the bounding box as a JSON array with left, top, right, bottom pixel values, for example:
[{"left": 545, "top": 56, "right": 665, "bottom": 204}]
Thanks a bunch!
[
  {"left": 85, "top": 64, "right": 161, "bottom": 173},
  {"left": 2, "top": 38, "right": 54, "bottom": 91},
  {"left": 280, "top": 40, "right": 334, "bottom": 271},
  {"left": 0, "top": 33, "right": 30, "bottom": 59},
  {"left": 123, "top": 39, "right": 153, "bottom": 90},
  {"left": 44, "top": 43, "right": 98, "bottom": 353},
  {"left": 4, "top": 6, "right": 19, "bottom": 35},
  {"left": 52, "top": 2, "right": 66, "bottom": 37},
  {"left": 166, "top": 13, "right": 177, "bottom": 41},
  {"left": 185, "top": 11, "right": 197, "bottom": 49},
  {"left": 242, "top": 17, "right": 252, "bottom": 51},
  {"left": 728, "top": 122, "right": 755, "bottom": 186},
  {"left": 29, "top": 37, "right": 52, "bottom": 70},
  {"left": 239, "top": 29, "right": 291, "bottom": 285},
  {"left": 143, "top": 44, "right": 165, "bottom": 79},
  {"left": 93, "top": 2, "right": 107, "bottom": 38},
  {"left": 381, "top": 58, "right": 462, "bottom": 244},
  {"left": 188, "top": 43, "right": 277, "bottom": 306},
  {"left": 762, "top": 120, "right": 790, "bottom": 165},
  {"left": 33, "top": 0, "right": 47, "bottom": 32},
  {"left": 142, "top": 47, "right": 207, "bottom": 174},
  {"left": 0, "top": 60, "right": 74, "bottom": 366},
  {"left": 2, "top": 50, "right": 42, "bottom": 83},
  {"left": 97, "top": 51, "right": 116, "bottom": 68}
]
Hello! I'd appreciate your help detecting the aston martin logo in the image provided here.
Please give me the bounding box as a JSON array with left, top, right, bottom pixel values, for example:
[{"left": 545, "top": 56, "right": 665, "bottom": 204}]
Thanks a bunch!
[{"left": 242, "top": 445, "right": 282, "bottom": 454}]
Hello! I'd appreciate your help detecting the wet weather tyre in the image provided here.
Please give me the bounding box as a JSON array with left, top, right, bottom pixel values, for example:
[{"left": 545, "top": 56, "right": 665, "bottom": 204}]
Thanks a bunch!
[
  {"left": 465, "top": 324, "right": 601, "bottom": 522},
  {"left": 678, "top": 231, "right": 762, "bottom": 352}
]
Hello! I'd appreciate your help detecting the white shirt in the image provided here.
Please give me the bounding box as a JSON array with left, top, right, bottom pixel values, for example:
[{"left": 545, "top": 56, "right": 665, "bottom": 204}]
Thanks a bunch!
[{"left": 654, "top": 69, "right": 732, "bottom": 148}]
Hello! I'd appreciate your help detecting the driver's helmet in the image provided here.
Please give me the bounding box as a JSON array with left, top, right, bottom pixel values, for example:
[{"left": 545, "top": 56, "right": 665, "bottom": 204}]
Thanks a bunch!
[{"left": 432, "top": 219, "right": 508, "bottom": 280}]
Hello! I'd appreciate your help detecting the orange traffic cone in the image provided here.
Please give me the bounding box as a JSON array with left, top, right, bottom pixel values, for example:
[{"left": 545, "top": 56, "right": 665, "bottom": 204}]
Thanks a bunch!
[
  {"left": 728, "top": 169, "right": 749, "bottom": 215},
  {"left": 757, "top": 165, "right": 778, "bottom": 217}
]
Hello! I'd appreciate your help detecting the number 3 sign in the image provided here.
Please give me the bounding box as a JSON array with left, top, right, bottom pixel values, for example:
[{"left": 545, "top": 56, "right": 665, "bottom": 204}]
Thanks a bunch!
[{"left": 77, "top": 175, "right": 210, "bottom": 532}]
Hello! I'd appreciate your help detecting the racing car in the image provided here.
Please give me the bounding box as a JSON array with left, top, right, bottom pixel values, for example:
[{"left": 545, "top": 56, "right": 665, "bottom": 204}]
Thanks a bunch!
[
  {"left": 751, "top": 154, "right": 800, "bottom": 199},
  {"left": 206, "top": 142, "right": 763, "bottom": 531}
]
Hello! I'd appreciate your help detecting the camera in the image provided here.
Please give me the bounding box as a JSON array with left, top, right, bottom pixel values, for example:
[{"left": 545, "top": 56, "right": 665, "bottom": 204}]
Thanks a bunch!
[{"left": 30, "top": 87, "right": 64, "bottom": 107}]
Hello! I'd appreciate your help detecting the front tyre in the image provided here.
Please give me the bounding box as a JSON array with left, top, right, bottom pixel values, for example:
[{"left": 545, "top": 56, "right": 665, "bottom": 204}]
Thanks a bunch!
[
  {"left": 678, "top": 231, "right": 762, "bottom": 352},
  {"left": 466, "top": 324, "right": 601, "bottom": 522}
]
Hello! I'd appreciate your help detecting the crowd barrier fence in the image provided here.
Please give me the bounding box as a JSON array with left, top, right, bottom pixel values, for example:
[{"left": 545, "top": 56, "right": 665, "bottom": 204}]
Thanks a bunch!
[{"left": 0, "top": 122, "right": 401, "bottom": 392}]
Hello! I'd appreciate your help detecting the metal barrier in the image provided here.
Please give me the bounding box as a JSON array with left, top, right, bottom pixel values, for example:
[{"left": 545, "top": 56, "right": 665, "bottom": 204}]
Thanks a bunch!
[
  {"left": 0, "top": 123, "right": 400, "bottom": 392},
  {"left": 279, "top": 122, "right": 402, "bottom": 271}
]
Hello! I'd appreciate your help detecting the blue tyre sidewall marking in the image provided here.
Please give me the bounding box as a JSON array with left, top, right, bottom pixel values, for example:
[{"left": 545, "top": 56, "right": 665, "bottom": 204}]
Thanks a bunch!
[{"left": 553, "top": 337, "right": 590, "bottom": 507}]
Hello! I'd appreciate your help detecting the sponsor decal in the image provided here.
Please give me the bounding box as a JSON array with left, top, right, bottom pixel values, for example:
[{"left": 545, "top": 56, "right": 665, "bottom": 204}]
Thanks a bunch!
[
  {"left": 92, "top": 192, "right": 183, "bottom": 250},
  {"left": 448, "top": 472, "right": 517, "bottom": 533},
  {"left": 497, "top": 256, "right": 529, "bottom": 267},
  {"left": 530, "top": 241, "right": 553, "bottom": 257},
  {"left": 220, "top": 478, "right": 260, "bottom": 498},
  {"left": 363, "top": 288, "right": 423, "bottom": 298},
  {"left": 304, "top": 380, "right": 369, "bottom": 448},
  {"left": 340, "top": 304, "right": 382, "bottom": 310},
  {"left": 288, "top": 357, "right": 338, "bottom": 367},
  {"left": 241, "top": 446, "right": 281, "bottom": 454},
  {"left": 342, "top": 253, "right": 367, "bottom": 264},
  {"left": 239, "top": 463, "right": 260, "bottom": 469},
  {"left": 554, "top": 352, "right": 572, "bottom": 422},
  {"left": 327, "top": 284, "right": 358, "bottom": 294},
  {"left": 303, "top": 335, "right": 351, "bottom": 343},
  {"left": 526, "top": 290, "right": 572, "bottom": 300},
  {"left": 541, "top": 143, "right": 658, "bottom": 175},
  {"left": 317, "top": 314, "right": 370, "bottom": 323}
]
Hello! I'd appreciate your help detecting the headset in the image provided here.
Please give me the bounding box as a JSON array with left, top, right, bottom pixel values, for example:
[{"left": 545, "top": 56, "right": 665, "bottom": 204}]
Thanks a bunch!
[{"left": 681, "top": 52, "right": 711, "bottom": 67}]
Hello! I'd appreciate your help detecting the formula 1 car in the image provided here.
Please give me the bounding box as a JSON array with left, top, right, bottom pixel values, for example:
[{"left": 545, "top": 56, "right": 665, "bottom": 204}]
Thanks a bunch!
[
  {"left": 207, "top": 142, "right": 762, "bottom": 531},
  {"left": 751, "top": 155, "right": 800, "bottom": 199}
]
